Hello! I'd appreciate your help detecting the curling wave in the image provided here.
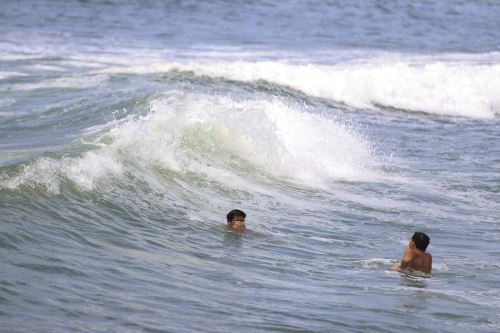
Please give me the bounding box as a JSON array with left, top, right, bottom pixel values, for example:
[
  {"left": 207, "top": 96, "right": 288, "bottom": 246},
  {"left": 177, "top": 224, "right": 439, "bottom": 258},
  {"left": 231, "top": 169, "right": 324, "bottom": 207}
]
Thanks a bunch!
[{"left": 0, "top": 92, "right": 376, "bottom": 193}]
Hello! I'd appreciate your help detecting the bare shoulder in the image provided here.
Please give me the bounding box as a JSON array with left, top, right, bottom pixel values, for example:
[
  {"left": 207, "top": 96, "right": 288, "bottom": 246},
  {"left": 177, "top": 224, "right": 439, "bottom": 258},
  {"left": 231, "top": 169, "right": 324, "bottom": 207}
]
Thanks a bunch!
[{"left": 402, "top": 248, "right": 414, "bottom": 262}]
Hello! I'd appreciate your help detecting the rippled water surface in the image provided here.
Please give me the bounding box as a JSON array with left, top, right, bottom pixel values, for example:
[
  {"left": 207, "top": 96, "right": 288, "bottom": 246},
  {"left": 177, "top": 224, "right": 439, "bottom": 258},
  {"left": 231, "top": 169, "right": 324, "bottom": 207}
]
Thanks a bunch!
[{"left": 1, "top": 1, "right": 500, "bottom": 332}]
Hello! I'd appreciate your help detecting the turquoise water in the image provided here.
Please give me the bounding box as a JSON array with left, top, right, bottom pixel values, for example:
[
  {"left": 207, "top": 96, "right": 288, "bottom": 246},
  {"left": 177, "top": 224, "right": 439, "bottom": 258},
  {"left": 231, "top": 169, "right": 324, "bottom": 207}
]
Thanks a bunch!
[{"left": 1, "top": 1, "right": 500, "bottom": 332}]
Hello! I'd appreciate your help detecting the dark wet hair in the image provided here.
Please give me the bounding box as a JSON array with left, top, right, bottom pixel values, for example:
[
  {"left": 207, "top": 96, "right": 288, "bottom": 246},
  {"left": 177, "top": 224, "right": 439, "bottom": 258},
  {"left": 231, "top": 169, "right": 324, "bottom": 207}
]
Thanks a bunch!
[
  {"left": 227, "top": 209, "right": 246, "bottom": 223},
  {"left": 412, "top": 232, "right": 430, "bottom": 251}
]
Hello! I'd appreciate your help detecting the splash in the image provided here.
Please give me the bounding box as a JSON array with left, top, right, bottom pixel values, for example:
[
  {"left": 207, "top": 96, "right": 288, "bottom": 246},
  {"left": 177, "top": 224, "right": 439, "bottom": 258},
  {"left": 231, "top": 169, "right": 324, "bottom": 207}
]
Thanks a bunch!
[
  {"left": 0, "top": 92, "right": 376, "bottom": 193},
  {"left": 1, "top": 151, "right": 123, "bottom": 194},
  {"left": 141, "top": 93, "right": 375, "bottom": 185}
]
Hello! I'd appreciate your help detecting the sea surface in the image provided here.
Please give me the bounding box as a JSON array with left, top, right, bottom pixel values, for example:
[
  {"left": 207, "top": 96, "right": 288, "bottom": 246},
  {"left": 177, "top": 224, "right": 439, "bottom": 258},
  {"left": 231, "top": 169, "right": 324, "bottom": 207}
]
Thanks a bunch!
[{"left": 1, "top": 1, "right": 500, "bottom": 332}]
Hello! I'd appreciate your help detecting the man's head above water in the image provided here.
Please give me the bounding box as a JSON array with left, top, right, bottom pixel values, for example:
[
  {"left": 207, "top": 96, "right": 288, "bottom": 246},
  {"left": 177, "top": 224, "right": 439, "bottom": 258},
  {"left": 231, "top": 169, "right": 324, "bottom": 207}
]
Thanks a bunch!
[{"left": 226, "top": 209, "right": 246, "bottom": 231}]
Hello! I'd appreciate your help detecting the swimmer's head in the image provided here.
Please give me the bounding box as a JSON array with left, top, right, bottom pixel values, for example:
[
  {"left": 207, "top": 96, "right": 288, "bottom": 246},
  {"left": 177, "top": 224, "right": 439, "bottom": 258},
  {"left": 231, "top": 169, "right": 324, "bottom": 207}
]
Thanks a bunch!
[
  {"left": 226, "top": 209, "right": 246, "bottom": 231},
  {"left": 412, "top": 232, "right": 430, "bottom": 251}
]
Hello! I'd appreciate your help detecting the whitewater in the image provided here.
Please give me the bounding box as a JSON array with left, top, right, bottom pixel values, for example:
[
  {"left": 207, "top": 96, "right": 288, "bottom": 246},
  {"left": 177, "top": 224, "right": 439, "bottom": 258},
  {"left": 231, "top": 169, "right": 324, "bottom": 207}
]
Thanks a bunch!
[{"left": 1, "top": 1, "right": 500, "bottom": 332}]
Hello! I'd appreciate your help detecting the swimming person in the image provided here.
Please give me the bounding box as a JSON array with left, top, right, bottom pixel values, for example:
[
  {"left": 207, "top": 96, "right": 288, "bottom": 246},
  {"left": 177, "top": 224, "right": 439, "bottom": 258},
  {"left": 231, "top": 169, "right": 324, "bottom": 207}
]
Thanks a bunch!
[
  {"left": 392, "top": 232, "right": 432, "bottom": 274},
  {"left": 225, "top": 209, "right": 247, "bottom": 232}
]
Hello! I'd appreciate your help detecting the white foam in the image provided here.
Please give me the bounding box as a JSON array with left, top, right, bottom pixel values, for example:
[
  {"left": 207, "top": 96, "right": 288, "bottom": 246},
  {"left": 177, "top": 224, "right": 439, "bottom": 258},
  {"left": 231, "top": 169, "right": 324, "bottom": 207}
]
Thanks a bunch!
[
  {"left": 432, "top": 263, "right": 450, "bottom": 272},
  {"left": 1, "top": 157, "right": 63, "bottom": 194},
  {"left": 0, "top": 150, "right": 123, "bottom": 194},
  {"left": 361, "top": 258, "right": 396, "bottom": 269},
  {"left": 133, "top": 92, "right": 376, "bottom": 186},
  {"left": 63, "top": 150, "right": 123, "bottom": 190},
  {"left": 0, "top": 92, "right": 376, "bottom": 192},
  {"left": 96, "top": 54, "right": 500, "bottom": 119},
  {"left": 196, "top": 59, "right": 500, "bottom": 119}
]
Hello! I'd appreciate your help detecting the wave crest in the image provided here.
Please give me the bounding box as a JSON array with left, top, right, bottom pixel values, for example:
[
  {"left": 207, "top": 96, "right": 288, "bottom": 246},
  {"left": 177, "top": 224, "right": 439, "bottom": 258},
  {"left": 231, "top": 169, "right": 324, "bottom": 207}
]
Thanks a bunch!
[
  {"left": 98, "top": 54, "right": 500, "bottom": 119},
  {"left": 1, "top": 92, "right": 376, "bottom": 192}
]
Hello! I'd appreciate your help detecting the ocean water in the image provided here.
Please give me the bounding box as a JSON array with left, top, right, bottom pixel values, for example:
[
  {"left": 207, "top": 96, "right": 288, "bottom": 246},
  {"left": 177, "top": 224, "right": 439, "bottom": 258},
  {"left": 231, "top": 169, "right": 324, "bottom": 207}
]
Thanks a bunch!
[{"left": 1, "top": 0, "right": 500, "bottom": 332}]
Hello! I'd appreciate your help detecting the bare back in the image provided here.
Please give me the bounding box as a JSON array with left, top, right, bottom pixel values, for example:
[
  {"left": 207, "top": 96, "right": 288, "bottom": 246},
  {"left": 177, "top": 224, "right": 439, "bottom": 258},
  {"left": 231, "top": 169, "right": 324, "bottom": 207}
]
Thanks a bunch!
[{"left": 401, "top": 248, "right": 432, "bottom": 274}]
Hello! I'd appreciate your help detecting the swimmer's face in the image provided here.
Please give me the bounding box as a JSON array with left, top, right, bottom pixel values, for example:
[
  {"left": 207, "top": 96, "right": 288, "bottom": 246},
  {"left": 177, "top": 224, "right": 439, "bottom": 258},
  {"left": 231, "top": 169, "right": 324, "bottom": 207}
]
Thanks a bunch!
[{"left": 230, "top": 216, "right": 246, "bottom": 231}]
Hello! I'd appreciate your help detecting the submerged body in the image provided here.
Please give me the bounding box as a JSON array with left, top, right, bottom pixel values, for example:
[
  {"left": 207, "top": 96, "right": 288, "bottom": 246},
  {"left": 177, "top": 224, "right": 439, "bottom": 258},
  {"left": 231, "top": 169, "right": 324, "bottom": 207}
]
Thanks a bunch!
[
  {"left": 394, "top": 247, "right": 432, "bottom": 274},
  {"left": 393, "top": 232, "right": 432, "bottom": 274},
  {"left": 225, "top": 209, "right": 247, "bottom": 232}
]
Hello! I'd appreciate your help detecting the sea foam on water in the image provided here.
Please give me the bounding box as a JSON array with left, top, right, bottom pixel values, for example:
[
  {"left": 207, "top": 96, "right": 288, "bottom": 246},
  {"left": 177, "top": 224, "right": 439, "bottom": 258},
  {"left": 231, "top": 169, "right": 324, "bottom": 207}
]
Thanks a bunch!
[
  {"left": 0, "top": 92, "right": 376, "bottom": 192},
  {"left": 125, "top": 92, "right": 376, "bottom": 187},
  {"left": 98, "top": 54, "right": 500, "bottom": 119}
]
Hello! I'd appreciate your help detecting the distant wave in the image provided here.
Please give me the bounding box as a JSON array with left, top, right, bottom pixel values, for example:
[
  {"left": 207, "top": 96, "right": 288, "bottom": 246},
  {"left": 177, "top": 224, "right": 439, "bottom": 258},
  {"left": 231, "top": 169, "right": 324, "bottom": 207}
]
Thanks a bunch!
[{"left": 95, "top": 53, "right": 500, "bottom": 119}]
